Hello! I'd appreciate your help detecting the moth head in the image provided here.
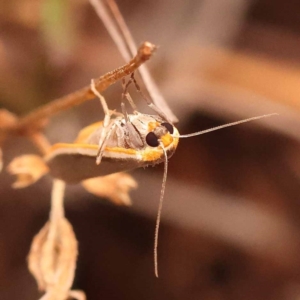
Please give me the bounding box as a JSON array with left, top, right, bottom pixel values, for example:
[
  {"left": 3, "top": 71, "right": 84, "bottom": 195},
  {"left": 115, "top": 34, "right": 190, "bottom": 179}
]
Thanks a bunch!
[
  {"left": 128, "top": 114, "right": 179, "bottom": 152},
  {"left": 145, "top": 122, "right": 174, "bottom": 148}
]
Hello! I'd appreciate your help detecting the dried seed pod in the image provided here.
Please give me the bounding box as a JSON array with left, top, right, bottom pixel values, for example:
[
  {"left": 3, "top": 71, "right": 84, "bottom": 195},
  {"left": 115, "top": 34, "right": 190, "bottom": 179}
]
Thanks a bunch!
[
  {"left": 7, "top": 155, "right": 49, "bottom": 188},
  {"left": 28, "top": 218, "right": 84, "bottom": 300},
  {"left": 82, "top": 172, "right": 137, "bottom": 206}
]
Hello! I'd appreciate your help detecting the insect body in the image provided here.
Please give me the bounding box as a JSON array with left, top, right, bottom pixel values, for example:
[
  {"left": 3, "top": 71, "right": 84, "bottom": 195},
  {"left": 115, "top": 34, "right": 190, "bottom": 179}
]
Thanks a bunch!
[
  {"left": 44, "top": 77, "right": 277, "bottom": 278},
  {"left": 45, "top": 113, "right": 179, "bottom": 184}
]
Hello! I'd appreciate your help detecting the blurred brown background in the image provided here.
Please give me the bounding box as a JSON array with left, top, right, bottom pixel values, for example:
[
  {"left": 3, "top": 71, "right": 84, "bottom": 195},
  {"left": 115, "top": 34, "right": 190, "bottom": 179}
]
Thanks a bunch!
[{"left": 1, "top": 0, "right": 300, "bottom": 299}]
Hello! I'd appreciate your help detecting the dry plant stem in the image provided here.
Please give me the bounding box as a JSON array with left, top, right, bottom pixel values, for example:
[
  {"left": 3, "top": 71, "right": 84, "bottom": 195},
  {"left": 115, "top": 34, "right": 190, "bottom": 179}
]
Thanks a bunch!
[
  {"left": 0, "top": 109, "right": 51, "bottom": 156},
  {"left": 30, "top": 132, "right": 52, "bottom": 155},
  {"left": 46, "top": 180, "right": 66, "bottom": 277},
  {"left": 28, "top": 223, "right": 50, "bottom": 290},
  {"left": 2, "top": 42, "right": 156, "bottom": 135},
  {"left": 90, "top": 0, "right": 132, "bottom": 62},
  {"left": 90, "top": 0, "right": 178, "bottom": 123},
  {"left": 49, "top": 179, "right": 65, "bottom": 224},
  {"left": 29, "top": 180, "right": 81, "bottom": 300},
  {"left": 29, "top": 219, "right": 81, "bottom": 300},
  {"left": 41, "top": 179, "right": 66, "bottom": 284}
]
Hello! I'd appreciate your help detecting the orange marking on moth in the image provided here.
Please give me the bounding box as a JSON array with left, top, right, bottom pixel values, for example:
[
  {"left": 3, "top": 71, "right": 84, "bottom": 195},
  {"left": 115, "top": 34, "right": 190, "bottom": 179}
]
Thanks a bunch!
[
  {"left": 47, "top": 143, "right": 137, "bottom": 156},
  {"left": 48, "top": 143, "right": 99, "bottom": 154},
  {"left": 171, "top": 136, "right": 180, "bottom": 148},
  {"left": 105, "top": 147, "right": 137, "bottom": 155},
  {"left": 160, "top": 133, "right": 173, "bottom": 148},
  {"left": 148, "top": 122, "right": 159, "bottom": 132},
  {"left": 170, "top": 129, "right": 180, "bottom": 148},
  {"left": 141, "top": 132, "right": 180, "bottom": 162},
  {"left": 141, "top": 148, "right": 163, "bottom": 162}
]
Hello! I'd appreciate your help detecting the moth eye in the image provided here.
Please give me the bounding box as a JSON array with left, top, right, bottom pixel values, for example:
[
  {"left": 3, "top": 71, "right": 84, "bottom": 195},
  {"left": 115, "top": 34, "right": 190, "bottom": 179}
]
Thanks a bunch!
[
  {"left": 146, "top": 132, "right": 159, "bottom": 147},
  {"left": 161, "top": 122, "right": 174, "bottom": 134}
]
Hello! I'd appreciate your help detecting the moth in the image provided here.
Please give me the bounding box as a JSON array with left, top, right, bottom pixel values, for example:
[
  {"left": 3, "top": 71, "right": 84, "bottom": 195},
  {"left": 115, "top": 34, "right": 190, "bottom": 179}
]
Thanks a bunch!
[{"left": 44, "top": 74, "right": 276, "bottom": 277}]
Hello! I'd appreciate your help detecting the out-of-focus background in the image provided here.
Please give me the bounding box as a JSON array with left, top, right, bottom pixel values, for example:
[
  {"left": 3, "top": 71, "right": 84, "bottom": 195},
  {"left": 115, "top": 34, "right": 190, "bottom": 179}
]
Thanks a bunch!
[{"left": 1, "top": 0, "right": 300, "bottom": 299}]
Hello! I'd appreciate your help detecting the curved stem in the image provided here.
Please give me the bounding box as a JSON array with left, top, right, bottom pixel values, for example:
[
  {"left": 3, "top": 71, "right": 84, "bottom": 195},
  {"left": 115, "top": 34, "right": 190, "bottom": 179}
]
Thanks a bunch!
[{"left": 1, "top": 42, "right": 156, "bottom": 136}]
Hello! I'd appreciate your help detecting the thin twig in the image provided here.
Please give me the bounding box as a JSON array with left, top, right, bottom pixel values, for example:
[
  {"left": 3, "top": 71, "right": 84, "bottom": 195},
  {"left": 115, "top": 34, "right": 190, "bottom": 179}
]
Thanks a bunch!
[
  {"left": 42, "top": 179, "right": 66, "bottom": 284},
  {"left": 49, "top": 179, "right": 66, "bottom": 227},
  {"left": 1, "top": 42, "right": 156, "bottom": 136},
  {"left": 39, "top": 179, "right": 66, "bottom": 286},
  {"left": 89, "top": 0, "right": 178, "bottom": 123},
  {"left": 30, "top": 132, "right": 52, "bottom": 155}
]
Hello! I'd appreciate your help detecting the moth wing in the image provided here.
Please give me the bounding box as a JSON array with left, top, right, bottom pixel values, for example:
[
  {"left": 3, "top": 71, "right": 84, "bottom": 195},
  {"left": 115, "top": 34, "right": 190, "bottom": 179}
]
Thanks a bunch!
[
  {"left": 45, "top": 143, "right": 145, "bottom": 184},
  {"left": 74, "top": 121, "right": 103, "bottom": 144}
]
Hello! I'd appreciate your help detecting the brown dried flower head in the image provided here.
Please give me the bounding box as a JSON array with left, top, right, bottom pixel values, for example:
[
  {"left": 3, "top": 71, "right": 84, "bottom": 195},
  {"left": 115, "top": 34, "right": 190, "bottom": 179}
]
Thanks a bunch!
[
  {"left": 82, "top": 172, "right": 138, "bottom": 206},
  {"left": 7, "top": 155, "right": 49, "bottom": 188}
]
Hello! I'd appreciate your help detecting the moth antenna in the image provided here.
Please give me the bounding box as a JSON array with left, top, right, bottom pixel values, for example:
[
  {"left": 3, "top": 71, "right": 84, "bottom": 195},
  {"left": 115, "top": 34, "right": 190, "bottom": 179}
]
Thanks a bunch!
[
  {"left": 95, "top": 122, "right": 116, "bottom": 165},
  {"left": 91, "top": 0, "right": 178, "bottom": 122},
  {"left": 176, "top": 113, "right": 278, "bottom": 138},
  {"left": 121, "top": 102, "right": 144, "bottom": 148},
  {"left": 130, "top": 73, "right": 151, "bottom": 106},
  {"left": 122, "top": 77, "right": 138, "bottom": 112},
  {"left": 131, "top": 73, "right": 172, "bottom": 123},
  {"left": 154, "top": 142, "right": 168, "bottom": 278},
  {"left": 121, "top": 102, "right": 129, "bottom": 122}
]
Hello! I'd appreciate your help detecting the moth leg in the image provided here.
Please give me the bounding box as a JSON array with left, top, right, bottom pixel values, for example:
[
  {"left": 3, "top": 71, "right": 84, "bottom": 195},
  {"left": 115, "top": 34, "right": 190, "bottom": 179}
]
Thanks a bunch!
[
  {"left": 129, "top": 73, "right": 172, "bottom": 123},
  {"left": 120, "top": 102, "right": 143, "bottom": 149},
  {"left": 90, "top": 79, "right": 111, "bottom": 126},
  {"left": 90, "top": 79, "right": 115, "bottom": 165},
  {"left": 122, "top": 77, "right": 138, "bottom": 112},
  {"left": 95, "top": 122, "right": 117, "bottom": 165}
]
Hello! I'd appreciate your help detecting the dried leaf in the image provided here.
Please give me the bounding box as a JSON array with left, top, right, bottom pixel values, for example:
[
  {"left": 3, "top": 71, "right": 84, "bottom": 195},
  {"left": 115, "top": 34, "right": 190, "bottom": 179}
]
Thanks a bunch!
[
  {"left": 28, "top": 218, "right": 84, "bottom": 300},
  {"left": 7, "top": 154, "right": 49, "bottom": 188},
  {"left": 82, "top": 172, "right": 138, "bottom": 206},
  {"left": 29, "top": 179, "right": 84, "bottom": 300},
  {"left": 28, "top": 222, "right": 49, "bottom": 291},
  {"left": 0, "top": 109, "right": 18, "bottom": 128}
]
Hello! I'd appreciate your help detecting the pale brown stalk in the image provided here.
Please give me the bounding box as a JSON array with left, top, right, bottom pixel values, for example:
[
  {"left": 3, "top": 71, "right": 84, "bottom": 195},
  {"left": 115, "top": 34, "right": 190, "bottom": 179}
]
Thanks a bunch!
[
  {"left": 89, "top": 0, "right": 178, "bottom": 123},
  {"left": 0, "top": 42, "right": 156, "bottom": 137},
  {"left": 30, "top": 132, "right": 52, "bottom": 155},
  {"left": 28, "top": 179, "right": 84, "bottom": 300}
]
